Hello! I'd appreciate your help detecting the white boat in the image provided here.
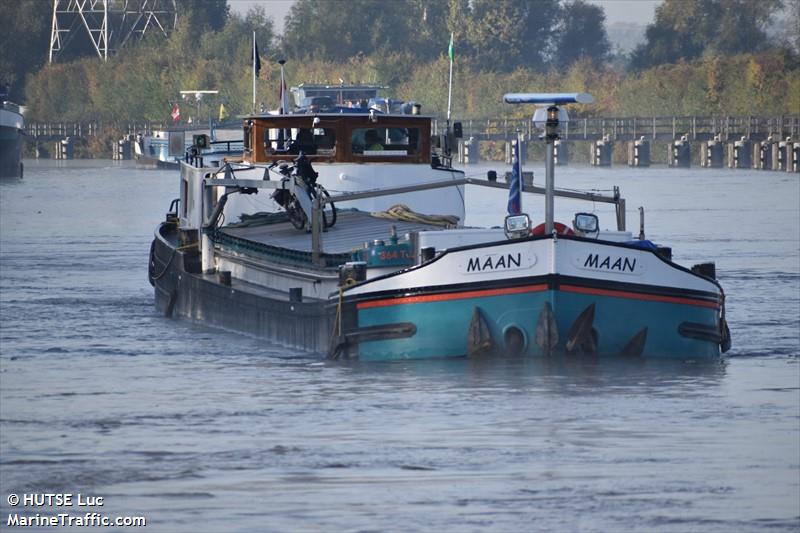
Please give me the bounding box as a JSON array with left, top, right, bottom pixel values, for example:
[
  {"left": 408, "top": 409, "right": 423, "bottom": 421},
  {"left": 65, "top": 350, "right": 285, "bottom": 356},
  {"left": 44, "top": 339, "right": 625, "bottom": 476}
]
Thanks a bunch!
[{"left": 149, "top": 93, "right": 730, "bottom": 360}]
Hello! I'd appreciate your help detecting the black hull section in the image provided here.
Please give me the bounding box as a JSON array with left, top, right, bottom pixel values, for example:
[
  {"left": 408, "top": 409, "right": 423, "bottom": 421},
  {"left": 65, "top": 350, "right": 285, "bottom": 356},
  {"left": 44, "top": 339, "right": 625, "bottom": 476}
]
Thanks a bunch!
[
  {"left": 150, "top": 224, "right": 335, "bottom": 354},
  {"left": 0, "top": 125, "right": 23, "bottom": 178}
]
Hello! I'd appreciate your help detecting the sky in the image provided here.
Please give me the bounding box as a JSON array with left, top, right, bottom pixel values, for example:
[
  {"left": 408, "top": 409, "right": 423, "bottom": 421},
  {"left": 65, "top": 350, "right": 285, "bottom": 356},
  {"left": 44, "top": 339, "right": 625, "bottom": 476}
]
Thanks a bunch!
[{"left": 227, "top": 0, "right": 662, "bottom": 33}]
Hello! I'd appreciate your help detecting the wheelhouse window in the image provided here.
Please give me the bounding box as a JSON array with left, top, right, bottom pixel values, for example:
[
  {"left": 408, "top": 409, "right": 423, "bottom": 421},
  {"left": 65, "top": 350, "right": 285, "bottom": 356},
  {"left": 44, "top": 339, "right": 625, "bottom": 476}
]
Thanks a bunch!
[
  {"left": 264, "top": 127, "right": 336, "bottom": 156},
  {"left": 351, "top": 127, "right": 419, "bottom": 156}
]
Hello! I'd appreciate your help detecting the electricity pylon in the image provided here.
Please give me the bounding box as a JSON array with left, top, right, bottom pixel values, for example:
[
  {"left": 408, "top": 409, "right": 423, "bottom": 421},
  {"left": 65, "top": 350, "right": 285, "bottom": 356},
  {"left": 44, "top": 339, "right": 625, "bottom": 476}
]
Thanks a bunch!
[{"left": 49, "top": 0, "right": 178, "bottom": 63}]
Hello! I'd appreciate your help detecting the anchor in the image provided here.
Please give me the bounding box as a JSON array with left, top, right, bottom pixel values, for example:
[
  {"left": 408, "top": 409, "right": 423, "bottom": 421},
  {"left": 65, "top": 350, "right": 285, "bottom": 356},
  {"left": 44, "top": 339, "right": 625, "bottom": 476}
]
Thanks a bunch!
[
  {"left": 467, "top": 306, "right": 494, "bottom": 357},
  {"left": 535, "top": 302, "right": 559, "bottom": 355},
  {"left": 565, "top": 303, "right": 596, "bottom": 354},
  {"left": 620, "top": 327, "right": 648, "bottom": 357}
]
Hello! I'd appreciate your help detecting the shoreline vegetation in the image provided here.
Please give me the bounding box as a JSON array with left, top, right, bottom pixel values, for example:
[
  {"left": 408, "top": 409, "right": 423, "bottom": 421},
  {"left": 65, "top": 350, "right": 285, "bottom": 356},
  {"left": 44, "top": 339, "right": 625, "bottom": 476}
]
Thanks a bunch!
[{"left": 4, "top": 0, "right": 798, "bottom": 159}]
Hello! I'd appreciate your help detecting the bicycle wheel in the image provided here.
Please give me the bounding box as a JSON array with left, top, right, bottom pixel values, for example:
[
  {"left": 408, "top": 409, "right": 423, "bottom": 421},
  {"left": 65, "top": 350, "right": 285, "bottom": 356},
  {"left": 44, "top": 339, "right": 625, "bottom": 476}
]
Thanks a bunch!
[{"left": 287, "top": 200, "right": 308, "bottom": 230}]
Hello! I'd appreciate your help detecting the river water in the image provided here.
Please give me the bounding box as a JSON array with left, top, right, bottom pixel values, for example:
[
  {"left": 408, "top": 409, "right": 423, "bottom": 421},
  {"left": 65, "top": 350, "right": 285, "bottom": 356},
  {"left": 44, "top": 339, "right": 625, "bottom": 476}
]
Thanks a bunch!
[{"left": 1, "top": 159, "right": 798, "bottom": 532}]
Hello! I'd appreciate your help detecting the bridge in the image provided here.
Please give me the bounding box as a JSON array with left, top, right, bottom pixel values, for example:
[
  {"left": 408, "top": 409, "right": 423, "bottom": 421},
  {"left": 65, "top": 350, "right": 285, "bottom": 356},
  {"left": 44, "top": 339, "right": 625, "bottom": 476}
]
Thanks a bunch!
[
  {"left": 437, "top": 115, "right": 800, "bottom": 143},
  {"left": 25, "top": 115, "right": 799, "bottom": 144}
]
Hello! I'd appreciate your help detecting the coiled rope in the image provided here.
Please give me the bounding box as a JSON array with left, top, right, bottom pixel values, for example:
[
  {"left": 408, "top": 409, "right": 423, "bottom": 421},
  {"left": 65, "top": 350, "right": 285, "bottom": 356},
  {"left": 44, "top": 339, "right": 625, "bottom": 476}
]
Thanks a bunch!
[{"left": 370, "top": 204, "right": 459, "bottom": 228}]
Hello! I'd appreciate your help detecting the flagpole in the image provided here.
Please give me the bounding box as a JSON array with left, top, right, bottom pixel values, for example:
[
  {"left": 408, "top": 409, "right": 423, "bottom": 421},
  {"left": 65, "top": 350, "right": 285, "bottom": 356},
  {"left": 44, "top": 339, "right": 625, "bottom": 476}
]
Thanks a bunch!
[
  {"left": 252, "top": 31, "right": 256, "bottom": 114},
  {"left": 446, "top": 32, "right": 454, "bottom": 123},
  {"left": 278, "top": 59, "right": 287, "bottom": 114},
  {"left": 517, "top": 131, "right": 523, "bottom": 213}
]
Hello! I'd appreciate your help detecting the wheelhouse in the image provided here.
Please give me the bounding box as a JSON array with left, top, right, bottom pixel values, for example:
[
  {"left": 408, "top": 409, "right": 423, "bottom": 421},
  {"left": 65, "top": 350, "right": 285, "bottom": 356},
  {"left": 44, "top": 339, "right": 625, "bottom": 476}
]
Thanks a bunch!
[
  {"left": 242, "top": 114, "right": 433, "bottom": 165},
  {"left": 290, "top": 83, "right": 386, "bottom": 108}
]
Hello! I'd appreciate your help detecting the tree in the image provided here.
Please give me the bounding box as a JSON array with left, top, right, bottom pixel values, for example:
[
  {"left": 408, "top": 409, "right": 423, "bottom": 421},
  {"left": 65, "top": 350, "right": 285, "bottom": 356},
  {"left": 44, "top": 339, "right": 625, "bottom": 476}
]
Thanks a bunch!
[
  {"left": 462, "top": 0, "right": 560, "bottom": 72},
  {"left": 630, "top": 0, "right": 784, "bottom": 70},
  {"left": 0, "top": 0, "right": 51, "bottom": 100},
  {"left": 282, "top": 0, "right": 435, "bottom": 61},
  {"left": 175, "top": 0, "right": 229, "bottom": 32},
  {"left": 554, "top": 0, "right": 611, "bottom": 68}
]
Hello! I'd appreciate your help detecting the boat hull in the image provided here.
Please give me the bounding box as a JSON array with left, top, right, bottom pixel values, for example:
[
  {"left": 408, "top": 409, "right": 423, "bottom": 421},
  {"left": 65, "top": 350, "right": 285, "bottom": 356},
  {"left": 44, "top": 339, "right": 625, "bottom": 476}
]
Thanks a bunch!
[
  {"left": 0, "top": 124, "right": 23, "bottom": 178},
  {"left": 150, "top": 223, "right": 334, "bottom": 352},
  {"left": 152, "top": 222, "right": 726, "bottom": 361},
  {"left": 352, "top": 277, "right": 721, "bottom": 360},
  {"left": 340, "top": 235, "right": 726, "bottom": 361}
]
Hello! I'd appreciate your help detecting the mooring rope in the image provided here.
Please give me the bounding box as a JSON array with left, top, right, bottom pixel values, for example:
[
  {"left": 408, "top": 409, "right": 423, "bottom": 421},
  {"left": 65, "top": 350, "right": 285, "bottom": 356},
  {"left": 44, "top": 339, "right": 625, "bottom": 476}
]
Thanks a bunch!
[
  {"left": 370, "top": 204, "right": 459, "bottom": 228},
  {"left": 148, "top": 240, "right": 198, "bottom": 282}
]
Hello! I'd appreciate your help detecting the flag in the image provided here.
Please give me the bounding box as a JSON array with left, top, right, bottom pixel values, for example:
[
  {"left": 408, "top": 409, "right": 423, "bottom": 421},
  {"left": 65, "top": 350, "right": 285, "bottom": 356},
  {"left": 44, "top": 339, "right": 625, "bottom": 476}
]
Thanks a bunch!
[
  {"left": 252, "top": 39, "right": 261, "bottom": 78},
  {"left": 171, "top": 103, "right": 180, "bottom": 124},
  {"left": 218, "top": 103, "right": 227, "bottom": 121},
  {"left": 507, "top": 140, "right": 522, "bottom": 214},
  {"left": 448, "top": 32, "right": 454, "bottom": 61},
  {"left": 278, "top": 65, "right": 289, "bottom": 114}
]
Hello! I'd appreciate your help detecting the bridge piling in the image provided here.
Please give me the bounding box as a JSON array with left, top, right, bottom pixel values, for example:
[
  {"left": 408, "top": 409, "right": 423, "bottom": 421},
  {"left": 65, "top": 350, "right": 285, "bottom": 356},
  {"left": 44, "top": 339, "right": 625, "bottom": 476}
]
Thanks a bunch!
[
  {"left": 669, "top": 135, "right": 691, "bottom": 168},
  {"left": 628, "top": 137, "right": 650, "bottom": 167},
  {"left": 728, "top": 137, "right": 752, "bottom": 168},
  {"left": 701, "top": 136, "right": 724, "bottom": 168},
  {"left": 591, "top": 136, "right": 612, "bottom": 166}
]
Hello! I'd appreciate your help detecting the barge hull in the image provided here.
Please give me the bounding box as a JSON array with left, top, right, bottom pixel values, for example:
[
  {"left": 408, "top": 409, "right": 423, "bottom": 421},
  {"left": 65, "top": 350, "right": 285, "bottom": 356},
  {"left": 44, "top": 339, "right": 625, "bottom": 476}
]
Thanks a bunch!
[
  {"left": 0, "top": 125, "right": 23, "bottom": 178},
  {"left": 151, "top": 224, "right": 334, "bottom": 353}
]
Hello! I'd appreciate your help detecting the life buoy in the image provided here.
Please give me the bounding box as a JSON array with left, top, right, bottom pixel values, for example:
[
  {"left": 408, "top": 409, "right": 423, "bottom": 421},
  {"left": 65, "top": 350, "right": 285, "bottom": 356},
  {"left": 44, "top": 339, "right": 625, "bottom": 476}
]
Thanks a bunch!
[{"left": 531, "top": 222, "right": 574, "bottom": 236}]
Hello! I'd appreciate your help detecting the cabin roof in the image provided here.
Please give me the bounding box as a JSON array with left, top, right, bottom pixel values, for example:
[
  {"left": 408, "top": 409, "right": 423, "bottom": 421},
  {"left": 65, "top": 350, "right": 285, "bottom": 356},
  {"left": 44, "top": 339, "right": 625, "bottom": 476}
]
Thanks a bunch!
[
  {"left": 292, "top": 83, "right": 387, "bottom": 90},
  {"left": 245, "top": 113, "right": 433, "bottom": 121}
]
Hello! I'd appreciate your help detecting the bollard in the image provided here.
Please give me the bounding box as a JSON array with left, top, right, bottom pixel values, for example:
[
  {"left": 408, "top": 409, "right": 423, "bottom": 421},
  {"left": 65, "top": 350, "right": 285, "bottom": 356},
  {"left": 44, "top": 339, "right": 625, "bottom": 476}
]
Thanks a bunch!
[
  {"left": 791, "top": 142, "right": 800, "bottom": 173},
  {"left": 669, "top": 135, "right": 690, "bottom": 168},
  {"left": 628, "top": 137, "right": 650, "bottom": 167},
  {"left": 591, "top": 136, "right": 612, "bottom": 166},
  {"left": 554, "top": 139, "right": 569, "bottom": 166}
]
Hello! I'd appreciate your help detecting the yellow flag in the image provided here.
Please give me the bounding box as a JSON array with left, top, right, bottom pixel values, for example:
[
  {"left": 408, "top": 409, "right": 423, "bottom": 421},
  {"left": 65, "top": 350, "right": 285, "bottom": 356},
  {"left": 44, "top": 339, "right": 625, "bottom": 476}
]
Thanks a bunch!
[{"left": 219, "top": 103, "right": 228, "bottom": 121}]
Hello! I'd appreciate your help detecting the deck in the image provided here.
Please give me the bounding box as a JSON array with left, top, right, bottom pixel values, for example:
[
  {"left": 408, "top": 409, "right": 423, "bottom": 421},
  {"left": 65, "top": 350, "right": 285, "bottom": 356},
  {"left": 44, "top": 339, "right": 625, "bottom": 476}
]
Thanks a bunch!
[{"left": 219, "top": 209, "right": 447, "bottom": 258}]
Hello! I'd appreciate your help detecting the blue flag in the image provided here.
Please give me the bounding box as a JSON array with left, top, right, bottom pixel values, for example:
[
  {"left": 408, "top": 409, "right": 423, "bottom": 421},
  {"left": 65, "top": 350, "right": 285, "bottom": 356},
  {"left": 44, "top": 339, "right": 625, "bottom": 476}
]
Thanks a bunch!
[{"left": 507, "top": 140, "right": 522, "bottom": 214}]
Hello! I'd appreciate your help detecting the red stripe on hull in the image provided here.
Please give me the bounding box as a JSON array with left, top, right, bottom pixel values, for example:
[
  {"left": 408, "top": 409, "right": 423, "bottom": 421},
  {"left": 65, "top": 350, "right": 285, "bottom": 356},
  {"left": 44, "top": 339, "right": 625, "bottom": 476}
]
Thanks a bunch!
[
  {"left": 356, "top": 284, "right": 549, "bottom": 309},
  {"left": 560, "top": 285, "right": 719, "bottom": 309}
]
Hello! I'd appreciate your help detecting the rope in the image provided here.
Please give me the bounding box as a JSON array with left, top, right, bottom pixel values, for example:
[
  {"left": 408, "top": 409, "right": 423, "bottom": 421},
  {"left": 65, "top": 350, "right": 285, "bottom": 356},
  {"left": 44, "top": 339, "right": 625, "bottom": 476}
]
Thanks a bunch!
[
  {"left": 148, "top": 241, "right": 175, "bottom": 282},
  {"left": 328, "top": 286, "right": 346, "bottom": 359},
  {"left": 370, "top": 204, "right": 459, "bottom": 228},
  {"left": 225, "top": 211, "right": 290, "bottom": 228},
  {"left": 148, "top": 241, "right": 198, "bottom": 283}
]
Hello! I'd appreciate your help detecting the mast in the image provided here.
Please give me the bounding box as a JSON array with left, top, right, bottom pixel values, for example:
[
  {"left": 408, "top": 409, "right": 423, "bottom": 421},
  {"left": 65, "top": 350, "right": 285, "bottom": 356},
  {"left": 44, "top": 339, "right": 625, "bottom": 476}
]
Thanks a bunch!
[
  {"left": 503, "top": 93, "right": 594, "bottom": 235},
  {"left": 446, "top": 32, "right": 454, "bottom": 124},
  {"left": 252, "top": 31, "right": 256, "bottom": 114}
]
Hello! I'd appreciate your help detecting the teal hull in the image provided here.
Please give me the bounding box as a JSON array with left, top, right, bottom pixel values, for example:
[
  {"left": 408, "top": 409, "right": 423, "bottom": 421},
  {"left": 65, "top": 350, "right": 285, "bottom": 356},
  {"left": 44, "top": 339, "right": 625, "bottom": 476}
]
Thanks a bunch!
[{"left": 355, "top": 284, "right": 721, "bottom": 361}]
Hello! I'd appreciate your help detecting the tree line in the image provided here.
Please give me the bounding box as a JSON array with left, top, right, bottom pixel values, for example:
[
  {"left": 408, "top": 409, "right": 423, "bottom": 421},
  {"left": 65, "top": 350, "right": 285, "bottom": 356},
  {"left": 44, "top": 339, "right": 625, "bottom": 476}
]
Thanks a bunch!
[{"left": 2, "top": 0, "right": 797, "bottom": 146}]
